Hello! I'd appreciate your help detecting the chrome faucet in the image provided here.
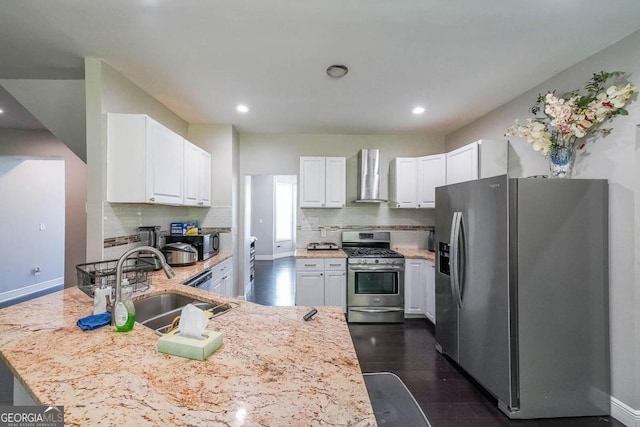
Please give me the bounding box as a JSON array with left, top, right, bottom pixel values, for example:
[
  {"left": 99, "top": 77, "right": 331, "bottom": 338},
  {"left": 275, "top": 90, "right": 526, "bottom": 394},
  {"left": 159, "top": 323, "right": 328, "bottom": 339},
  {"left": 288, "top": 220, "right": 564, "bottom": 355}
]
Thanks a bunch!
[{"left": 112, "top": 246, "right": 175, "bottom": 324}]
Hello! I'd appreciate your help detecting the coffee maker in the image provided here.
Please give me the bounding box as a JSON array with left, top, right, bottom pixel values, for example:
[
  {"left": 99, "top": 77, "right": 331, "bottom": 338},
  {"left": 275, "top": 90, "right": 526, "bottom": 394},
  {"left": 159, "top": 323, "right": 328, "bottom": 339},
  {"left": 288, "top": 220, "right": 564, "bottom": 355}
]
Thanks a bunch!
[{"left": 138, "top": 226, "right": 163, "bottom": 270}]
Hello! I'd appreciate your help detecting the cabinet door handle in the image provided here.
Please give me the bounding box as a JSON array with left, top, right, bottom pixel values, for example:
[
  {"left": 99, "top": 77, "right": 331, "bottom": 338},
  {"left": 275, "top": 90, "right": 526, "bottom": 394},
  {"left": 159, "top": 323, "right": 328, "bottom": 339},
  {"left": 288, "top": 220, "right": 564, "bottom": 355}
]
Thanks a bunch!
[
  {"left": 198, "top": 202, "right": 204, "bottom": 205},
  {"left": 304, "top": 263, "right": 317, "bottom": 267},
  {"left": 149, "top": 197, "right": 155, "bottom": 202},
  {"left": 320, "top": 273, "right": 323, "bottom": 276}
]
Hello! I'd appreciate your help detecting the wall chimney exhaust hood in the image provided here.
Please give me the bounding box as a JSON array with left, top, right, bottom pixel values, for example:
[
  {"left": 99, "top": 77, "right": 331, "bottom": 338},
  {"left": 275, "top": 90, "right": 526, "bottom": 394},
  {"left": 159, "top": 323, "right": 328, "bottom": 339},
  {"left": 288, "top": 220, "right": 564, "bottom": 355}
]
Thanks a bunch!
[{"left": 356, "top": 149, "right": 387, "bottom": 203}]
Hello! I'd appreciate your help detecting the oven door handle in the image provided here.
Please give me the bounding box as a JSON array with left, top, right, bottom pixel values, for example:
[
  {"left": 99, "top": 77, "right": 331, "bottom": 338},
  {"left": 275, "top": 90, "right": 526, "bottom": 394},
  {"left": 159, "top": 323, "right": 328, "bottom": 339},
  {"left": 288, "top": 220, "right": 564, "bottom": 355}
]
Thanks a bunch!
[
  {"left": 349, "top": 307, "right": 405, "bottom": 313},
  {"left": 348, "top": 266, "right": 404, "bottom": 272}
]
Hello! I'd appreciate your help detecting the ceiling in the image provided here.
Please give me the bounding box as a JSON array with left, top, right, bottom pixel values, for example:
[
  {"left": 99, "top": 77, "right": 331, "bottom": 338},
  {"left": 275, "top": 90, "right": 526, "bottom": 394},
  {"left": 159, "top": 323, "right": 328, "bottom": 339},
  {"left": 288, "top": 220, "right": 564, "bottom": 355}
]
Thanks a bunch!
[{"left": 1, "top": 0, "right": 640, "bottom": 135}]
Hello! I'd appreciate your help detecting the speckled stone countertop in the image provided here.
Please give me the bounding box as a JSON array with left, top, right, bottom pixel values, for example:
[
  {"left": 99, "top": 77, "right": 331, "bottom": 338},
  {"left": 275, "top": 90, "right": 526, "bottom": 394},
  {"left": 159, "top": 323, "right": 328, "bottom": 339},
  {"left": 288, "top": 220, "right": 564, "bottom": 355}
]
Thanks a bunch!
[
  {"left": 0, "top": 254, "right": 375, "bottom": 426},
  {"left": 394, "top": 248, "right": 436, "bottom": 261},
  {"left": 294, "top": 249, "right": 347, "bottom": 259}
]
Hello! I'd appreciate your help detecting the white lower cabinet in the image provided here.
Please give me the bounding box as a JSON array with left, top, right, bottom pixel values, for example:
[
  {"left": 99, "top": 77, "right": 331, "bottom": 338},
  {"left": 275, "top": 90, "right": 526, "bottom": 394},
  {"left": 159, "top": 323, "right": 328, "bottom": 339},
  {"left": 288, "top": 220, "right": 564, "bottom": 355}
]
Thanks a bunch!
[
  {"left": 425, "top": 260, "right": 436, "bottom": 323},
  {"left": 324, "top": 259, "right": 347, "bottom": 313},
  {"left": 404, "top": 259, "right": 426, "bottom": 316},
  {"left": 210, "top": 258, "right": 233, "bottom": 297},
  {"left": 295, "top": 258, "right": 346, "bottom": 313},
  {"left": 404, "top": 258, "right": 436, "bottom": 323}
]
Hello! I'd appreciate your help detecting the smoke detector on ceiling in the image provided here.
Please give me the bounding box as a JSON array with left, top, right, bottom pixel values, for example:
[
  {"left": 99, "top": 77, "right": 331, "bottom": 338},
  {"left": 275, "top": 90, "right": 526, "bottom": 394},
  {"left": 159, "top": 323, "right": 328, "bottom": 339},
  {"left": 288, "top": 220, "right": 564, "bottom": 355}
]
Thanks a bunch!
[{"left": 326, "top": 64, "right": 349, "bottom": 78}]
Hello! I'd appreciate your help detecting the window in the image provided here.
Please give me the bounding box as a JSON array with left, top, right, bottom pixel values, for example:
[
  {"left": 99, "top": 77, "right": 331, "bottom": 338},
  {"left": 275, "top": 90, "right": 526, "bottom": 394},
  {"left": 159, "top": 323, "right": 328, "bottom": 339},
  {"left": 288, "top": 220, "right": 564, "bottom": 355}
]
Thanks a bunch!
[{"left": 275, "top": 180, "right": 294, "bottom": 242}]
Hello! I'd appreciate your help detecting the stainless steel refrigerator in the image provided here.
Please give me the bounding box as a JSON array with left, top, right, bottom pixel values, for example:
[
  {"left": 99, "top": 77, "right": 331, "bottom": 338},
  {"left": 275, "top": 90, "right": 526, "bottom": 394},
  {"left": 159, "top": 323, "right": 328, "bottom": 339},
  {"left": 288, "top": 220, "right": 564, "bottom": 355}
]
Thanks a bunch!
[{"left": 435, "top": 175, "right": 609, "bottom": 419}]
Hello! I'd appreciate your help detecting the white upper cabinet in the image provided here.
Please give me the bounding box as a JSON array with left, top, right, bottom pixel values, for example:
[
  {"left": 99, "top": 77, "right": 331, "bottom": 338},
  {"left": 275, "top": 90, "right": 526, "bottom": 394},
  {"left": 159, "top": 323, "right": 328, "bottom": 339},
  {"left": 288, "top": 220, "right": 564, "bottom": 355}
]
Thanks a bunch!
[
  {"left": 107, "top": 113, "right": 212, "bottom": 207},
  {"left": 184, "top": 140, "right": 211, "bottom": 207},
  {"left": 389, "top": 154, "right": 445, "bottom": 208},
  {"left": 299, "top": 156, "right": 346, "bottom": 208},
  {"left": 446, "top": 142, "right": 478, "bottom": 185},
  {"left": 446, "top": 139, "right": 508, "bottom": 185},
  {"left": 108, "top": 113, "right": 184, "bottom": 205},
  {"left": 389, "top": 157, "right": 418, "bottom": 208},
  {"left": 417, "top": 154, "right": 446, "bottom": 208}
]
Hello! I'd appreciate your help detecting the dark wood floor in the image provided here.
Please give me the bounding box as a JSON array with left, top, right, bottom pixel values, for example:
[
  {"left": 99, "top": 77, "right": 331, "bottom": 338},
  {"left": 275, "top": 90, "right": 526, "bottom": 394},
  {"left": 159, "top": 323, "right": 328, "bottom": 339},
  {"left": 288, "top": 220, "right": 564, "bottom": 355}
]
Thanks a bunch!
[
  {"left": 250, "top": 257, "right": 623, "bottom": 427},
  {"left": 246, "top": 257, "right": 296, "bottom": 306}
]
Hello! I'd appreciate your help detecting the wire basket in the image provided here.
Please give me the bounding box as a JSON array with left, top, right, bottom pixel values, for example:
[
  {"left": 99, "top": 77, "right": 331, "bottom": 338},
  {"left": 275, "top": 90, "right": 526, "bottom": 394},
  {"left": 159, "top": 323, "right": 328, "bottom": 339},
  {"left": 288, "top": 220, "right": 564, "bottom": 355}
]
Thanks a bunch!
[{"left": 76, "top": 258, "right": 154, "bottom": 297}]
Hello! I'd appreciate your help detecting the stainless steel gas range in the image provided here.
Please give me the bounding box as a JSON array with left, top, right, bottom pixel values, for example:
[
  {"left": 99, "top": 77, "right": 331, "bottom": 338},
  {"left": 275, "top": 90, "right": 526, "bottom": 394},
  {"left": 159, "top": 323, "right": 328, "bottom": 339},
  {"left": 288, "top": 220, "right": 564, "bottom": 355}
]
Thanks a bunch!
[{"left": 342, "top": 231, "right": 405, "bottom": 323}]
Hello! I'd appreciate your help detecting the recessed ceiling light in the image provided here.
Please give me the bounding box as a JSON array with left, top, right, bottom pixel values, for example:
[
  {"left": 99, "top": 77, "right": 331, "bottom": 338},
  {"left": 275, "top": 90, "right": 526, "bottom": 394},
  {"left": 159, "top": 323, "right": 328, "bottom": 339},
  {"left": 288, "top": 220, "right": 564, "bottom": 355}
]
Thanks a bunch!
[
  {"left": 326, "top": 64, "right": 349, "bottom": 79},
  {"left": 236, "top": 104, "right": 249, "bottom": 113},
  {"left": 412, "top": 106, "right": 425, "bottom": 115}
]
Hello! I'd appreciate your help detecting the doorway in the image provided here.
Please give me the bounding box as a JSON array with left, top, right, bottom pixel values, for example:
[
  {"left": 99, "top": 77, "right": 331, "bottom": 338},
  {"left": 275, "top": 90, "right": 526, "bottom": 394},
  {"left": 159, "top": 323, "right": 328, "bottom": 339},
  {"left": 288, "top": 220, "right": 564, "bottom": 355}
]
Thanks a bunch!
[
  {"left": 250, "top": 175, "right": 297, "bottom": 260},
  {"left": 245, "top": 174, "right": 297, "bottom": 306}
]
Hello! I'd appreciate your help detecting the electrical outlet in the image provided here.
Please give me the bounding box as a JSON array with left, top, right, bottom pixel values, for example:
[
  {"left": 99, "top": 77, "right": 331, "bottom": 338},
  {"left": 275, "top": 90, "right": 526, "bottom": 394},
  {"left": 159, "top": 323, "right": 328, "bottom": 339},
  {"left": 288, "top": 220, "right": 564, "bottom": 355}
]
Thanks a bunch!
[
  {"left": 32, "top": 267, "right": 41, "bottom": 276},
  {"left": 320, "top": 227, "right": 327, "bottom": 237},
  {"left": 39, "top": 223, "right": 46, "bottom": 231}
]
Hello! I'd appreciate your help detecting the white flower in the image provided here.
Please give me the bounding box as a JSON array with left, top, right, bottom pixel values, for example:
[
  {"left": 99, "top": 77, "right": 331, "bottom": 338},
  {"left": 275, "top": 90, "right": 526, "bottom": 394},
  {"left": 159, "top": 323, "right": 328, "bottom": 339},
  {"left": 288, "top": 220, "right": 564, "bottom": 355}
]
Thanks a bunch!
[{"left": 505, "top": 72, "right": 635, "bottom": 157}]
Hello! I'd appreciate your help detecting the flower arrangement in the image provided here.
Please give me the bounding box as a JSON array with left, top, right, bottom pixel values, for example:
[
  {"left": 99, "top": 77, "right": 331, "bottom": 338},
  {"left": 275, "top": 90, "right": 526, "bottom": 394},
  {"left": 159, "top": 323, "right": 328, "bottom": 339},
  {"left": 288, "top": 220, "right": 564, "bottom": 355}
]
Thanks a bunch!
[{"left": 505, "top": 71, "right": 636, "bottom": 156}]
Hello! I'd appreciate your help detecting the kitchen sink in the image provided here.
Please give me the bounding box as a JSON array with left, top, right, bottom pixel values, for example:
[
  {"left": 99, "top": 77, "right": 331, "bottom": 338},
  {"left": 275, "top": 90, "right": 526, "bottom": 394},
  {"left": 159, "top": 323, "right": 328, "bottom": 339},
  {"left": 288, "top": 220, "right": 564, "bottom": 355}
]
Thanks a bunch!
[{"left": 134, "top": 292, "right": 234, "bottom": 334}]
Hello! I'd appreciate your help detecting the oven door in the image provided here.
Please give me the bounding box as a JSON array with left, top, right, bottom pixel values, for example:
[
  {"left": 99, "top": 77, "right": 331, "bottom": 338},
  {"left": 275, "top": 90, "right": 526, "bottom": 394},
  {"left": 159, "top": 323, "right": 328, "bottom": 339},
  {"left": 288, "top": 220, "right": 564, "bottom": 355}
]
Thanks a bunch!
[{"left": 347, "top": 264, "right": 404, "bottom": 322}]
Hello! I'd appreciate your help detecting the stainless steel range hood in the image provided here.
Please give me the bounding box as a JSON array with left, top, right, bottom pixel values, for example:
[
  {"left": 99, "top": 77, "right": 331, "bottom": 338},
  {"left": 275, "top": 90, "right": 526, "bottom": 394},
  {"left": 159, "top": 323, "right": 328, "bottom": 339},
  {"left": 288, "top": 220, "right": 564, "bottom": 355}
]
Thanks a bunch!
[{"left": 356, "top": 149, "right": 387, "bottom": 203}]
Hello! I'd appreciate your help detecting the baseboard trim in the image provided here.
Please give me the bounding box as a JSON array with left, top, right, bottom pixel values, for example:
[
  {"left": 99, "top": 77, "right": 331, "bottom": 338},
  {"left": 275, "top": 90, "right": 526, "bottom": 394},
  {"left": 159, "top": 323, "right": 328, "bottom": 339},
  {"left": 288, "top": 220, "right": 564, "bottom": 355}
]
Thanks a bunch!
[
  {"left": 255, "top": 255, "right": 273, "bottom": 261},
  {"left": 611, "top": 396, "right": 640, "bottom": 427},
  {"left": 273, "top": 251, "right": 294, "bottom": 260},
  {"left": 0, "top": 277, "right": 64, "bottom": 306}
]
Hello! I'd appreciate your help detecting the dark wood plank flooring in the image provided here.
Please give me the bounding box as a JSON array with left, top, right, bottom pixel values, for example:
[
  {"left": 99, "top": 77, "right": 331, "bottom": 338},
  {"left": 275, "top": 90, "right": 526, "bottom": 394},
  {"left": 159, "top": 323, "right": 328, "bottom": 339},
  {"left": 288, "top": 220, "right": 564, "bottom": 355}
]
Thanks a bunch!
[
  {"left": 246, "top": 257, "right": 296, "bottom": 306},
  {"left": 250, "top": 257, "right": 623, "bottom": 427}
]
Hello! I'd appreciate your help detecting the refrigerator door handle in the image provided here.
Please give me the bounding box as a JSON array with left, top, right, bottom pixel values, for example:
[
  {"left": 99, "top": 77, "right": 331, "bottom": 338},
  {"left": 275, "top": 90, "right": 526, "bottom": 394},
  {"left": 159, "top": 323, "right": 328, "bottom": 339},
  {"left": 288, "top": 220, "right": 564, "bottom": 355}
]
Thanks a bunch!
[
  {"left": 450, "top": 212, "right": 463, "bottom": 309},
  {"left": 449, "top": 212, "right": 458, "bottom": 308},
  {"left": 456, "top": 212, "right": 465, "bottom": 308}
]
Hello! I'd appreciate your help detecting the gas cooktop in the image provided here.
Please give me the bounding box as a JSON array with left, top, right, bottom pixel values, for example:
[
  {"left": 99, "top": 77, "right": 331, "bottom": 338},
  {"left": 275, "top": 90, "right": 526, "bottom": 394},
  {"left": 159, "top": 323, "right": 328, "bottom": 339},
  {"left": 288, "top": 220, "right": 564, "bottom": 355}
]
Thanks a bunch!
[{"left": 342, "top": 247, "right": 404, "bottom": 258}]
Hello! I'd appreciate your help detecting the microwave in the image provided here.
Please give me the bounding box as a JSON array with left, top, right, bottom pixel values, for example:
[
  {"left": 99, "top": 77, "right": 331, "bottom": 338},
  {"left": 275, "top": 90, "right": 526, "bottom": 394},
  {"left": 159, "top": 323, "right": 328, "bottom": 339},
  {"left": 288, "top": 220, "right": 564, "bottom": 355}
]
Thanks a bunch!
[{"left": 165, "top": 233, "right": 219, "bottom": 261}]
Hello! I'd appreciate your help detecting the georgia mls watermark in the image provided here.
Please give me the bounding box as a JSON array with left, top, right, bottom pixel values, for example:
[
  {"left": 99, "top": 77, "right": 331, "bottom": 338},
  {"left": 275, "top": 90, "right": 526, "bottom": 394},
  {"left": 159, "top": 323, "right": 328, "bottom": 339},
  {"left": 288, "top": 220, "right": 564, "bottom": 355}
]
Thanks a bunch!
[{"left": 0, "top": 406, "right": 63, "bottom": 427}]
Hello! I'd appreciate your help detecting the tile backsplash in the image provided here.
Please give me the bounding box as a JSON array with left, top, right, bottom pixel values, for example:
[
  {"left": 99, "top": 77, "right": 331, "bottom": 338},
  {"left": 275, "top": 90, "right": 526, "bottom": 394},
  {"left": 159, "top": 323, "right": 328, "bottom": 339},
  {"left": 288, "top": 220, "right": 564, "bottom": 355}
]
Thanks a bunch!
[
  {"left": 103, "top": 202, "right": 435, "bottom": 258},
  {"left": 296, "top": 204, "right": 434, "bottom": 248},
  {"left": 102, "top": 202, "right": 233, "bottom": 258}
]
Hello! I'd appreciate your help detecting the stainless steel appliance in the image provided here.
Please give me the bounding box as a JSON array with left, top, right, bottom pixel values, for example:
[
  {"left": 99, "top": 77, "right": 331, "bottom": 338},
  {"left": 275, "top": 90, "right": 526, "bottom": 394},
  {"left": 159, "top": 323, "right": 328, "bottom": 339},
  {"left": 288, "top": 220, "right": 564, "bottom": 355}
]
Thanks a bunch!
[
  {"left": 184, "top": 270, "right": 213, "bottom": 292},
  {"left": 306, "top": 242, "right": 339, "bottom": 250},
  {"left": 435, "top": 175, "right": 609, "bottom": 419},
  {"left": 165, "top": 233, "right": 219, "bottom": 261},
  {"left": 343, "top": 231, "right": 404, "bottom": 323},
  {"left": 355, "top": 149, "right": 387, "bottom": 203},
  {"left": 138, "top": 225, "right": 163, "bottom": 270},
  {"left": 161, "top": 242, "right": 198, "bottom": 266}
]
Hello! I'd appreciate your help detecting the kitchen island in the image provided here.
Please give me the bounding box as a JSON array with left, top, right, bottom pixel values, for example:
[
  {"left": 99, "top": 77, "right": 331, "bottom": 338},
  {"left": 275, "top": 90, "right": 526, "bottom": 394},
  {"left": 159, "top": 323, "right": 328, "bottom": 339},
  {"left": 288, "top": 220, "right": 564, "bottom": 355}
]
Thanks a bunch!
[{"left": 0, "top": 256, "right": 376, "bottom": 426}]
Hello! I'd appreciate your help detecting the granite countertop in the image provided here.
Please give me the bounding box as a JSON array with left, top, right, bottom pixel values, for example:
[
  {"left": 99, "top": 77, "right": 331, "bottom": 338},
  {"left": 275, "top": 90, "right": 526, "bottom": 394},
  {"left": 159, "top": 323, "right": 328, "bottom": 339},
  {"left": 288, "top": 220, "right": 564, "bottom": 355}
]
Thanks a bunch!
[
  {"left": 294, "top": 248, "right": 347, "bottom": 259},
  {"left": 0, "top": 255, "right": 375, "bottom": 426},
  {"left": 394, "top": 248, "right": 435, "bottom": 261}
]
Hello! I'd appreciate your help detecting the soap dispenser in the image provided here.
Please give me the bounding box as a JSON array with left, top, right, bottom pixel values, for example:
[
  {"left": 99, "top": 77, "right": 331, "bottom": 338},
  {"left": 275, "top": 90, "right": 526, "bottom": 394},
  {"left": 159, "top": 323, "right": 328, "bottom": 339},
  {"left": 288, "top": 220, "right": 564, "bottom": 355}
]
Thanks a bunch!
[{"left": 114, "top": 279, "right": 136, "bottom": 332}]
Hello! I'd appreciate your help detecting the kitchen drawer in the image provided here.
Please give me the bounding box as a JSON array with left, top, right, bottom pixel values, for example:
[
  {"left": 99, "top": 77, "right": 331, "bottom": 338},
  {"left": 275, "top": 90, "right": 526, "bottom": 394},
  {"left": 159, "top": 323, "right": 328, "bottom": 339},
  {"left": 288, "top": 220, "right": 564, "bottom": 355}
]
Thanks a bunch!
[
  {"left": 324, "top": 258, "right": 346, "bottom": 271},
  {"left": 211, "top": 258, "right": 232, "bottom": 281},
  {"left": 296, "top": 259, "right": 324, "bottom": 271}
]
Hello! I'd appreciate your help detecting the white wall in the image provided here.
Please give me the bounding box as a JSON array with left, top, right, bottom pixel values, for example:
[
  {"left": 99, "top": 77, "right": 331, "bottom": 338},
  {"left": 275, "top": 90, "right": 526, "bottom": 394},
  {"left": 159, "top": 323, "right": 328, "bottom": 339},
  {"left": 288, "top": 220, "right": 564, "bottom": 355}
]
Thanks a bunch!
[
  {"left": 86, "top": 58, "right": 198, "bottom": 261},
  {"left": 251, "top": 175, "right": 274, "bottom": 257},
  {"left": 445, "top": 29, "right": 640, "bottom": 420},
  {"left": 0, "top": 157, "right": 64, "bottom": 303},
  {"left": 0, "top": 79, "right": 86, "bottom": 162},
  {"left": 0, "top": 129, "right": 86, "bottom": 287},
  {"left": 239, "top": 133, "right": 442, "bottom": 243}
]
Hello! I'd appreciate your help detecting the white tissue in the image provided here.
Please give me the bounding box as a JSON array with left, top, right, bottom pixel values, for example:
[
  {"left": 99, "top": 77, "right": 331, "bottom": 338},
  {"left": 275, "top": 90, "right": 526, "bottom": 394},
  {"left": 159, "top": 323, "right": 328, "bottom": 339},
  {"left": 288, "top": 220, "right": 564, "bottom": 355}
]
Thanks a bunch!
[{"left": 178, "top": 304, "right": 209, "bottom": 339}]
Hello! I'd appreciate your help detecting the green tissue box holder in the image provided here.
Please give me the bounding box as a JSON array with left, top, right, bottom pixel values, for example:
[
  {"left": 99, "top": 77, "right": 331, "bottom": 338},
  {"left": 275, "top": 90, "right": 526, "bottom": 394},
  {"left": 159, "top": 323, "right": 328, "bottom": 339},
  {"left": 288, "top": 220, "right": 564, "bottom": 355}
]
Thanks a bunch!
[{"left": 157, "top": 330, "right": 223, "bottom": 360}]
